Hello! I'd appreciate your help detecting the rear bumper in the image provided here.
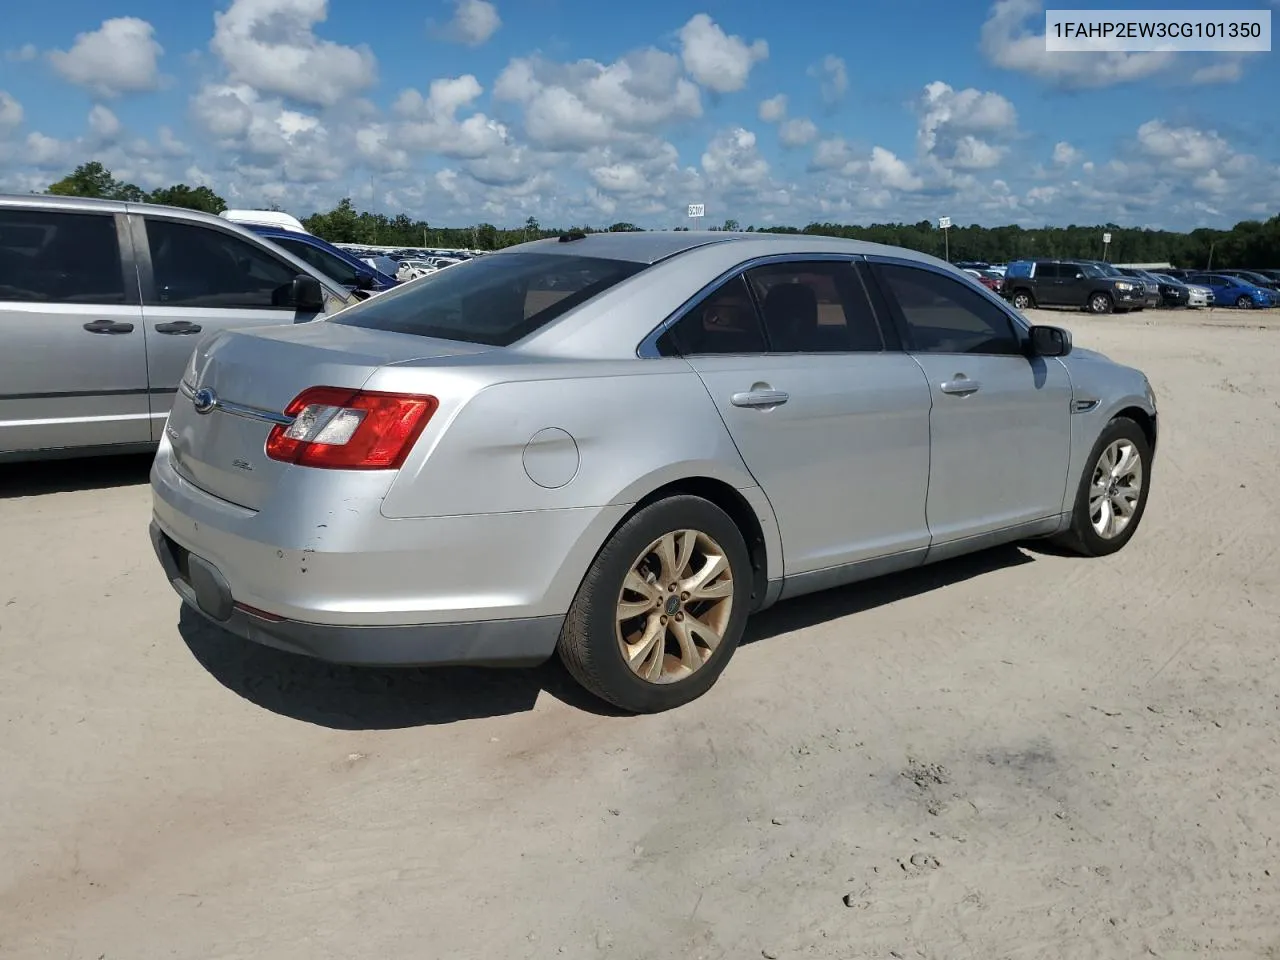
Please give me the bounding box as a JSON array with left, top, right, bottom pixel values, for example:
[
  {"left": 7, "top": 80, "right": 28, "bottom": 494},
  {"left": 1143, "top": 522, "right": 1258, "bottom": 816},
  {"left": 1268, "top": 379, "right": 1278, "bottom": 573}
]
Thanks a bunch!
[{"left": 151, "top": 519, "right": 564, "bottom": 667}]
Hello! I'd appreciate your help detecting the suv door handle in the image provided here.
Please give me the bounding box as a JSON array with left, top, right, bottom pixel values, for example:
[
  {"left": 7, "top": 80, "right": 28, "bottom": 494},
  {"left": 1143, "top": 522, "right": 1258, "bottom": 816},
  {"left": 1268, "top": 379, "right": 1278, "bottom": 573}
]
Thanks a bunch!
[
  {"left": 82, "top": 319, "right": 135, "bottom": 334},
  {"left": 940, "top": 378, "right": 982, "bottom": 396},
  {"left": 731, "top": 389, "right": 790, "bottom": 408},
  {"left": 154, "top": 321, "right": 203, "bottom": 335}
]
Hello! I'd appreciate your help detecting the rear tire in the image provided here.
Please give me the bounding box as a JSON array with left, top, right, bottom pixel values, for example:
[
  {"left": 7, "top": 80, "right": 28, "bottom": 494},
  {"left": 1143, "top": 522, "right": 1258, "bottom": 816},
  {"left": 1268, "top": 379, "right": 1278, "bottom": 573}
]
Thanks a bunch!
[
  {"left": 1089, "top": 292, "right": 1114, "bottom": 314},
  {"left": 557, "top": 496, "right": 752, "bottom": 713},
  {"left": 1011, "top": 290, "right": 1034, "bottom": 310},
  {"left": 1054, "top": 417, "right": 1151, "bottom": 557}
]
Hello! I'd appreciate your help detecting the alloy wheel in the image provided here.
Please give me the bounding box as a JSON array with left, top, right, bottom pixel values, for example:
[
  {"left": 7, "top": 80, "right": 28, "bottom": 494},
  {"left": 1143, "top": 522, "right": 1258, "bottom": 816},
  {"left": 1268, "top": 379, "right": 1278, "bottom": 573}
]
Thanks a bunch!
[
  {"left": 615, "top": 529, "right": 735, "bottom": 684},
  {"left": 1089, "top": 439, "right": 1143, "bottom": 539}
]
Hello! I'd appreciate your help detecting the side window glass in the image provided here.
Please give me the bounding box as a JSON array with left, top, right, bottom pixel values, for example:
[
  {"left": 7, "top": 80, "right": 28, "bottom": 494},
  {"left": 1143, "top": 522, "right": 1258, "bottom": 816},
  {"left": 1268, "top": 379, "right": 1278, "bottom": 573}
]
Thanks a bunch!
[
  {"left": 276, "top": 237, "right": 361, "bottom": 287},
  {"left": 0, "top": 209, "right": 125, "bottom": 305},
  {"left": 1034, "top": 262, "right": 1059, "bottom": 279},
  {"left": 145, "top": 219, "right": 300, "bottom": 309},
  {"left": 662, "top": 274, "right": 767, "bottom": 356},
  {"left": 875, "top": 262, "right": 1022, "bottom": 357},
  {"left": 745, "top": 261, "right": 883, "bottom": 352}
]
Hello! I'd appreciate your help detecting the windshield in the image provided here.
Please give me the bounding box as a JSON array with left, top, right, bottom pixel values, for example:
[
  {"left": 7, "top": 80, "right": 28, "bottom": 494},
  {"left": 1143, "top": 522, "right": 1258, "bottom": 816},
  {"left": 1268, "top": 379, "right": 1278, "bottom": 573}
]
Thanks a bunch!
[
  {"left": 274, "top": 236, "right": 363, "bottom": 286},
  {"left": 1079, "top": 263, "right": 1108, "bottom": 279},
  {"left": 332, "top": 252, "right": 645, "bottom": 346}
]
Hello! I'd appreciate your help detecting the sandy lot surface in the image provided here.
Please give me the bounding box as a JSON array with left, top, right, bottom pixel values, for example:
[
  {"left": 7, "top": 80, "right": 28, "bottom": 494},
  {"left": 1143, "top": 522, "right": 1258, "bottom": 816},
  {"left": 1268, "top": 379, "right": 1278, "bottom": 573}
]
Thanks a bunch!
[{"left": 2, "top": 307, "right": 1278, "bottom": 959}]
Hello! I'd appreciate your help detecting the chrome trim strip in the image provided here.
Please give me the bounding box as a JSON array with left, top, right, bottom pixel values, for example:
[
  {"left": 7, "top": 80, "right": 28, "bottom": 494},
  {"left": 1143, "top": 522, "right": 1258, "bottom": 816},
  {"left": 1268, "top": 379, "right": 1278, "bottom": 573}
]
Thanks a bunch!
[
  {"left": 179, "top": 379, "right": 294, "bottom": 426},
  {"left": 636, "top": 251, "right": 867, "bottom": 359}
]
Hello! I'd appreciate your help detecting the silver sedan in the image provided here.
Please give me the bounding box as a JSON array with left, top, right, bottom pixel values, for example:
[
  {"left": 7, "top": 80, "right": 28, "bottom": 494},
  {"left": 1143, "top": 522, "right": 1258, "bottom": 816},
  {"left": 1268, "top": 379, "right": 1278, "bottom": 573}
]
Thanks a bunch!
[{"left": 150, "top": 231, "right": 1158, "bottom": 712}]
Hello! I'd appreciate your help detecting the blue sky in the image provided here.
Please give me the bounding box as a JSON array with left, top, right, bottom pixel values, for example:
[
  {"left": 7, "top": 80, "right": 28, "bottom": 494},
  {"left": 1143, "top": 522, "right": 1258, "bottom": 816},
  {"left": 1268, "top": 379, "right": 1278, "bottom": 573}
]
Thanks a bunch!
[{"left": 1, "top": 0, "right": 1277, "bottom": 229}]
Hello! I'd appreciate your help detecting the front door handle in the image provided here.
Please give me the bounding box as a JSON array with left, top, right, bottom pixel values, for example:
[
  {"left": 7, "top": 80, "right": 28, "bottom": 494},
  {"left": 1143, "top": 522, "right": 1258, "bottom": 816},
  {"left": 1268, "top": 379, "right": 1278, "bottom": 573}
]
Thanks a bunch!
[
  {"left": 940, "top": 377, "right": 982, "bottom": 396},
  {"left": 83, "top": 319, "right": 135, "bottom": 335},
  {"left": 155, "top": 321, "right": 203, "bottom": 335},
  {"left": 731, "top": 388, "right": 790, "bottom": 408}
]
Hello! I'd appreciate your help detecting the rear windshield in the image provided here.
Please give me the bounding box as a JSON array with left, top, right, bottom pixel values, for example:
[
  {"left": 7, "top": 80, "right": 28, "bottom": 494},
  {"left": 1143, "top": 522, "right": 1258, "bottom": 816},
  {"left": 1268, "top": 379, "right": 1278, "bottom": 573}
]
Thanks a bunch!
[{"left": 332, "top": 252, "right": 644, "bottom": 346}]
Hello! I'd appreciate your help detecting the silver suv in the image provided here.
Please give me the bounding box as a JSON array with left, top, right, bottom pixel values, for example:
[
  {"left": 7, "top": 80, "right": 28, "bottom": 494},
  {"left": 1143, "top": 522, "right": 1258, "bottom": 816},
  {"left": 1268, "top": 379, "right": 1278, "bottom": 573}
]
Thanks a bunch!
[{"left": 0, "top": 195, "right": 353, "bottom": 461}]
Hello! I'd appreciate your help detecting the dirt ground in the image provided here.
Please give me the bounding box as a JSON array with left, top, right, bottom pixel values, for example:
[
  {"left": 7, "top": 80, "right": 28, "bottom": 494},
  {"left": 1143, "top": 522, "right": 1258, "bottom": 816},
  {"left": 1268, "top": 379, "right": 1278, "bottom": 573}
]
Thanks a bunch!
[{"left": 2, "top": 306, "right": 1278, "bottom": 960}]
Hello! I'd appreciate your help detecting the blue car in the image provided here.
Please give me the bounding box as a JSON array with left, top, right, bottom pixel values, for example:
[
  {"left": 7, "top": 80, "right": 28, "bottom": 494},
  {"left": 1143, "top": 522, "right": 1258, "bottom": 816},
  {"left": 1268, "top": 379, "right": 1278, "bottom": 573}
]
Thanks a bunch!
[
  {"left": 248, "top": 226, "right": 400, "bottom": 295},
  {"left": 1185, "top": 272, "right": 1275, "bottom": 309}
]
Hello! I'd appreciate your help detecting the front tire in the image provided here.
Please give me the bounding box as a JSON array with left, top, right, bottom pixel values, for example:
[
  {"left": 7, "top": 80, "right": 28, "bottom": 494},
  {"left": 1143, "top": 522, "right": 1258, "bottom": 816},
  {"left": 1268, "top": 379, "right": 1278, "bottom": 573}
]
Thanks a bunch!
[
  {"left": 1235, "top": 295, "right": 1252, "bottom": 309},
  {"left": 1089, "top": 292, "right": 1114, "bottom": 314},
  {"left": 557, "top": 495, "right": 752, "bottom": 713},
  {"left": 1055, "top": 417, "right": 1151, "bottom": 557}
]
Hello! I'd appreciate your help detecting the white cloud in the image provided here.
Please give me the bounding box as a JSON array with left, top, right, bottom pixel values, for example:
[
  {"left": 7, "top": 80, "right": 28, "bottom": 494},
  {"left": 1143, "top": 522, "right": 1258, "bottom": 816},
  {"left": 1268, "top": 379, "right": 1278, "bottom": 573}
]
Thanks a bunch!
[
  {"left": 810, "top": 137, "right": 854, "bottom": 172},
  {"left": 48, "top": 17, "right": 163, "bottom": 98},
  {"left": 1190, "top": 58, "right": 1244, "bottom": 85},
  {"left": 440, "top": 0, "right": 501, "bottom": 46},
  {"left": 758, "top": 94, "right": 787, "bottom": 123},
  {"left": 868, "top": 146, "right": 923, "bottom": 191},
  {"left": 981, "top": 0, "right": 1173, "bottom": 88},
  {"left": 809, "top": 55, "right": 848, "bottom": 103},
  {"left": 1052, "top": 141, "right": 1081, "bottom": 166},
  {"left": 87, "top": 105, "right": 121, "bottom": 140},
  {"left": 1135, "top": 120, "right": 1232, "bottom": 171},
  {"left": 4, "top": 44, "right": 37, "bottom": 63},
  {"left": 916, "top": 81, "right": 1017, "bottom": 171},
  {"left": 677, "top": 14, "right": 767, "bottom": 94},
  {"left": 0, "top": 92, "right": 22, "bottom": 133},
  {"left": 392, "top": 76, "right": 511, "bottom": 159},
  {"left": 701, "top": 127, "right": 769, "bottom": 190},
  {"left": 778, "top": 117, "right": 818, "bottom": 148},
  {"left": 24, "top": 132, "right": 70, "bottom": 167},
  {"left": 494, "top": 49, "right": 701, "bottom": 150},
  {"left": 211, "top": 0, "right": 377, "bottom": 107}
]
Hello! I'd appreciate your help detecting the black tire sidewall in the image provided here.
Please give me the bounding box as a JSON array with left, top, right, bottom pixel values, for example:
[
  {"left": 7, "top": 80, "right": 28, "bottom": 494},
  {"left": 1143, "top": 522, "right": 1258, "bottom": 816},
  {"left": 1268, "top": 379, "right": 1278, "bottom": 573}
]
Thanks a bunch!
[
  {"left": 562, "top": 496, "right": 753, "bottom": 713},
  {"left": 1013, "top": 291, "right": 1032, "bottom": 309},
  {"left": 1090, "top": 293, "right": 1112, "bottom": 314},
  {"left": 1236, "top": 296, "right": 1251, "bottom": 309},
  {"left": 1070, "top": 417, "right": 1152, "bottom": 556}
]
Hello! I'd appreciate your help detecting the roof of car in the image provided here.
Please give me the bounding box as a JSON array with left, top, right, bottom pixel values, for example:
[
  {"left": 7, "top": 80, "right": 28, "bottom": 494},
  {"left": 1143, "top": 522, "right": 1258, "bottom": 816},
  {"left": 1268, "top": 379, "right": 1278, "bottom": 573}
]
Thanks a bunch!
[
  {"left": 498, "top": 230, "right": 945, "bottom": 266},
  {"left": 0, "top": 192, "right": 230, "bottom": 227}
]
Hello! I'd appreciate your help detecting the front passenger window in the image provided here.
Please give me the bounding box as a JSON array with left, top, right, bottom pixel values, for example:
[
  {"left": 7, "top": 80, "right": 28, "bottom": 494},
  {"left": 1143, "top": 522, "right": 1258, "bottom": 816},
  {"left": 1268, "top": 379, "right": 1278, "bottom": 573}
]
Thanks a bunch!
[
  {"left": 875, "top": 262, "right": 1022, "bottom": 356},
  {"left": 145, "top": 219, "right": 301, "bottom": 309}
]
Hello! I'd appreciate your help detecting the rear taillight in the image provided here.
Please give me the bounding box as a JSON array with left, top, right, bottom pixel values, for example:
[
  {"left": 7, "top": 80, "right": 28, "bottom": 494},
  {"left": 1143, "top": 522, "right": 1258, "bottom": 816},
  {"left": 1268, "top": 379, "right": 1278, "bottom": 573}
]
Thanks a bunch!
[{"left": 265, "top": 386, "right": 438, "bottom": 470}]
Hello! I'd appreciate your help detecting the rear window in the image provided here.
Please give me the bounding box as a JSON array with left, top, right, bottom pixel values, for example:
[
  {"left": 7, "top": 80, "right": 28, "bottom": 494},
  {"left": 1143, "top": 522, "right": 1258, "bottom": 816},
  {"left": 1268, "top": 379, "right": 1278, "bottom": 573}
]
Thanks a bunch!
[{"left": 332, "top": 252, "right": 644, "bottom": 346}]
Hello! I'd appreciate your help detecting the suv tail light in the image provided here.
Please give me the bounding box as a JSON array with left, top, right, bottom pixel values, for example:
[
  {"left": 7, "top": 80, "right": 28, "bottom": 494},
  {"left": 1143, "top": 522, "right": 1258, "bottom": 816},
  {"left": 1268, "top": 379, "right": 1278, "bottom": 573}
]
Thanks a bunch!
[{"left": 265, "top": 386, "right": 438, "bottom": 470}]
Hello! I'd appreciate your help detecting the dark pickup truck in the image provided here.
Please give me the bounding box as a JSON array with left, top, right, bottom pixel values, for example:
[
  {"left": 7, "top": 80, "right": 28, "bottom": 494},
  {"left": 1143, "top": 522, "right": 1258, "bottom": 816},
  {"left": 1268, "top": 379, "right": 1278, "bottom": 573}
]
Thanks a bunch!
[{"left": 1001, "top": 259, "right": 1148, "bottom": 314}]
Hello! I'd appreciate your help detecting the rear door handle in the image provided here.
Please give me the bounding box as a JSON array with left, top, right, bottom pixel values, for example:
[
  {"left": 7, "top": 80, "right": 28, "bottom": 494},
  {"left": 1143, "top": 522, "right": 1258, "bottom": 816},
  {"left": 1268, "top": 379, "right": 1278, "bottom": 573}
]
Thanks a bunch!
[
  {"left": 940, "top": 378, "right": 982, "bottom": 396},
  {"left": 731, "top": 389, "right": 790, "bottom": 408},
  {"left": 155, "top": 321, "right": 203, "bottom": 335},
  {"left": 82, "top": 319, "right": 135, "bottom": 334}
]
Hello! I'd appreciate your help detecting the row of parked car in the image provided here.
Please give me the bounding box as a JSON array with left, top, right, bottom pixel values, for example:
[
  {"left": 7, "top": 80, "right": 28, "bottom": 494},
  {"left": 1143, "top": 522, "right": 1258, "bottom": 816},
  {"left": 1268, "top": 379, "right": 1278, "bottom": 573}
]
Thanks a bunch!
[{"left": 993, "top": 259, "right": 1279, "bottom": 314}]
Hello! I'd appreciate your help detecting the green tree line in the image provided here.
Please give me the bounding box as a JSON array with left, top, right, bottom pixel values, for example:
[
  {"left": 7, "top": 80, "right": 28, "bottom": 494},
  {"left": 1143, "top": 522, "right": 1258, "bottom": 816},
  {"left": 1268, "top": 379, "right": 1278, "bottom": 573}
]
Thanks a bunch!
[{"left": 42, "top": 162, "right": 1280, "bottom": 268}]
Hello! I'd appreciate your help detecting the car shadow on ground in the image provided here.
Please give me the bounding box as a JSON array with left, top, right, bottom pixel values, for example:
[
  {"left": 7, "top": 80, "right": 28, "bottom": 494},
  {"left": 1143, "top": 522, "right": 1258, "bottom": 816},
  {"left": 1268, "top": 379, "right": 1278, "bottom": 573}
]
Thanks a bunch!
[
  {"left": 179, "top": 543, "right": 1036, "bottom": 730},
  {"left": 0, "top": 453, "right": 154, "bottom": 498}
]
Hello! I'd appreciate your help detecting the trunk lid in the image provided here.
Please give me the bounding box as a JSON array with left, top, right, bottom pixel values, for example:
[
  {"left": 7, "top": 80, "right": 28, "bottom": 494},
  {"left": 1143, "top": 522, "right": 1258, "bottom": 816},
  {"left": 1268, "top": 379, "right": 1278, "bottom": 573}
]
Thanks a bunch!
[{"left": 166, "top": 321, "right": 491, "bottom": 509}]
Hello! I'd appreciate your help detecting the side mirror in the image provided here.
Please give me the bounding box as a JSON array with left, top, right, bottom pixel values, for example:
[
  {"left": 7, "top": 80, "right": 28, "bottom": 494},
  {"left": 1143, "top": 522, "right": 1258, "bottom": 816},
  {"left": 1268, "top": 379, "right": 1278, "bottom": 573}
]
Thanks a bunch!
[
  {"left": 1028, "top": 324, "right": 1072, "bottom": 357},
  {"left": 1074, "top": 272, "right": 1085, "bottom": 280},
  {"left": 287, "top": 274, "right": 325, "bottom": 313}
]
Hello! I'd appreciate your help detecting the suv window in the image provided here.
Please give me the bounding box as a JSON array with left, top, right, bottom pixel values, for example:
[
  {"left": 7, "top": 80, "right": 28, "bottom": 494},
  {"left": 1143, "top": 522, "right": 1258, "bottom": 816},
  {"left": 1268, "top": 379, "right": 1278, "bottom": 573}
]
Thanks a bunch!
[
  {"left": 272, "top": 236, "right": 363, "bottom": 287},
  {"left": 0, "top": 209, "right": 126, "bottom": 305},
  {"left": 744, "top": 261, "right": 883, "bottom": 352},
  {"left": 874, "top": 262, "right": 1022, "bottom": 356},
  {"left": 146, "top": 219, "right": 302, "bottom": 309},
  {"left": 1033, "top": 262, "right": 1060, "bottom": 279},
  {"left": 333, "top": 252, "right": 644, "bottom": 347},
  {"left": 659, "top": 274, "right": 768, "bottom": 356}
]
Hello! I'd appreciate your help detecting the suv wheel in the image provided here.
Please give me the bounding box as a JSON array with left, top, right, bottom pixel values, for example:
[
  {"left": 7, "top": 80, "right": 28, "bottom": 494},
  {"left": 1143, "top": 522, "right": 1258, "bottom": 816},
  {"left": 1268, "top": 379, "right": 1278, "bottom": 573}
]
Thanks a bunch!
[
  {"left": 1088, "top": 291, "right": 1113, "bottom": 314},
  {"left": 1011, "top": 290, "right": 1033, "bottom": 310}
]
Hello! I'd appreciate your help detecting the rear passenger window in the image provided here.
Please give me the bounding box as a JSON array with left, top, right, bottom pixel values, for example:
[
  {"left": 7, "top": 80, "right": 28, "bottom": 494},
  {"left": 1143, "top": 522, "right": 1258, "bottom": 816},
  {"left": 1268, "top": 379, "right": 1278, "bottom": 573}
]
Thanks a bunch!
[
  {"left": 661, "top": 275, "right": 768, "bottom": 355},
  {"left": 0, "top": 209, "right": 126, "bottom": 305},
  {"left": 745, "top": 261, "right": 883, "bottom": 352},
  {"left": 875, "top": 262, "right": 1022, "bottom": 356},
  {"left": 145, "top": 219, "right": 300, "bottom": 309},
  {"left": 1034, "top": 262, "right": 1061, "bottom": 279}
]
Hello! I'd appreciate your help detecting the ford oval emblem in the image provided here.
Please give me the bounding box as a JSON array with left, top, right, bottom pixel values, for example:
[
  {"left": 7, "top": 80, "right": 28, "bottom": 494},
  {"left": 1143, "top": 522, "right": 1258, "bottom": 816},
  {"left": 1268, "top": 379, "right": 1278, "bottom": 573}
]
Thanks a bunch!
[{"left": 192, "top": 387, "right": 217, "bottom": 415}]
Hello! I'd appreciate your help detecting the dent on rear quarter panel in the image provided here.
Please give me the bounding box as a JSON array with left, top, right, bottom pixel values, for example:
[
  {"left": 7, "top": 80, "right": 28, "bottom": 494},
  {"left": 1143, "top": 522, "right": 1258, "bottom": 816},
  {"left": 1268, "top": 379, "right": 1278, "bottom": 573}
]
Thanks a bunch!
[{"left": 379, "top": 362, "right": 758, "bottom": 519}]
